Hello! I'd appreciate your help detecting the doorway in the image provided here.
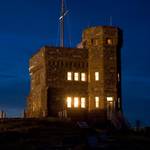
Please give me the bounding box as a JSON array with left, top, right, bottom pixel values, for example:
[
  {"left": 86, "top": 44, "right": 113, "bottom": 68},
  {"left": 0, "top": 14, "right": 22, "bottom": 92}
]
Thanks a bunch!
[{"left": 107, "top": 101, "right": 114, "bottom": 120}]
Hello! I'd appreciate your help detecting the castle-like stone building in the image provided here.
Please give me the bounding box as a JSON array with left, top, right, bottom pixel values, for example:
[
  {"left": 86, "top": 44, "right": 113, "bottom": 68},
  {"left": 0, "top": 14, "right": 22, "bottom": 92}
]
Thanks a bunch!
[{"left": 26, "top": 26, "right": 122, "bottom": 122}]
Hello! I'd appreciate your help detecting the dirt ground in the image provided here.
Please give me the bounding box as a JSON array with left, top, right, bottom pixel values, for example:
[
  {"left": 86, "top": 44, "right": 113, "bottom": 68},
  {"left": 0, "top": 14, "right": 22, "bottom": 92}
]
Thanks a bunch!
[{"left": 0, "top": 118, "right": 150, "bottom": 150}]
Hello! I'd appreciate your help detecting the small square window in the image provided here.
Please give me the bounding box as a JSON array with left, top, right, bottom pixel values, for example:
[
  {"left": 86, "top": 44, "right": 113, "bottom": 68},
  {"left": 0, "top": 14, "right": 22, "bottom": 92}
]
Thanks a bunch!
[{"left": 95, "top": 97, "right": 99, "bottom": 108}]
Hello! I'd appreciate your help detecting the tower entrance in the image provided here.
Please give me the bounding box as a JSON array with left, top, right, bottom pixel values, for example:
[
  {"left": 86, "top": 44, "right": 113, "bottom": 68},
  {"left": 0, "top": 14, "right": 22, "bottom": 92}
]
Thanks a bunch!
[{"left": 107, "top": 101, "right": 114, "bottom": 120}]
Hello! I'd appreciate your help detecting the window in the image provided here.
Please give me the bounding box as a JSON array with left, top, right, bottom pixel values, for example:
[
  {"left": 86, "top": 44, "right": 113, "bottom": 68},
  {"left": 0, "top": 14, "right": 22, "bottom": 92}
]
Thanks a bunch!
[
  {"left": 65, "top": 62, "right": 68, "bottom": 68},
  {"left": 95, "top": 72, "right": 99, "bottom": 81},
  {"left": 95, "top": 39, "right": 98, "bottom": 46},
  {"left": 74, "top": 63, "right": 77, "bottom": 68},
  {"left": 83, "top": 41, "right": 87, "bottom": 48},
  {"left": 118, "top": 73, "right": 120, "bottom": 81},
  {"left": 82, "top": 62, "right": 85, "bottom": 68},
  {"left": 33, "top": 102, "right": 36, "bottom": 111},
  {"left": 81, "top": 97, "right": 86, "bottom": 108},
  {"left": 67, "top": 97, "right": 72, "bottom": 108},
  {"left": 74, "top": 72, "right": 79, "bottom": 81},
  {"left": 95, "top": 97, "right": 99, "bottom": 108},
  {"left": 81, "top": 73, "right": 86, "bottom": 81},
  {"left": 107, "top": 97, "right": 113, "bottom": 102},
  {"left": 67, "top": 72, "right": 72, "bottom": 80},
  {"left": 91, "top": 39, "right": 94, "bottom": 45},
  {"left": 118, "top": 98, "right": 120, "bottom": 109},
  {"left": 107, "top": 38, "right": 112, "bottom": 45},
  {"left": 69, "top": 62, "right": 72, "bottom": 69},
  {"left": 61, "top": 61, "right": 64, "bottom": 67},
  {"left": 74, "top": 97, "right": 79, "bottom": 108}
]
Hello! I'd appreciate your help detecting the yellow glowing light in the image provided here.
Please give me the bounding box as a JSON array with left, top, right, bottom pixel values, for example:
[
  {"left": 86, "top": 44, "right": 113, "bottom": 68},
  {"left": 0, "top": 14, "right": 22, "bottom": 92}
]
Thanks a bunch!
[
  {"left": 107, "top": 39, "right": 112, "bottom": 45},
  {"left": 107, "top": 97, "right": 113, "bottom": 102},
  {"left": 74, "top": 97, "right": 79, "bottom": 108},
  {"left": 95, "top": 72, "right": 99, "bottom": 81},
  {"left": 74, "top": 72, "right": 79, "bottom": 81},
  {"left": 81, "top": 97, "right": 86, "bottom": 108},
  {"left": 95, "top": 97, "right": 99, "bottom": 108},
  {"left": 67, "top": 72, "right": 72, "bottom": 80},
  {"left": 67, "top": 97, "right": 72, "bottom": 108},
  {"left": 81, "top": 73, "right": 86, "bottom": 81}
]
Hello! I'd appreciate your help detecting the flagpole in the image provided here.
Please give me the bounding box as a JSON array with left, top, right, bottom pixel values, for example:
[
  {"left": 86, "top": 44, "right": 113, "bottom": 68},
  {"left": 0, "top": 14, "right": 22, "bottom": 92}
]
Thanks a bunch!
[{"left": 60, "top": 0, "right": 64, "bottom": 47}]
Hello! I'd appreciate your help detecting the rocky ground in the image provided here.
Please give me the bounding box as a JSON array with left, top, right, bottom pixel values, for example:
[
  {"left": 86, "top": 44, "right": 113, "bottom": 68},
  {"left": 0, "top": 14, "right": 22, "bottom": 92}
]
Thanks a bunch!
[{"left": 0, "top": 118, "right": 150, "bottom": 150}]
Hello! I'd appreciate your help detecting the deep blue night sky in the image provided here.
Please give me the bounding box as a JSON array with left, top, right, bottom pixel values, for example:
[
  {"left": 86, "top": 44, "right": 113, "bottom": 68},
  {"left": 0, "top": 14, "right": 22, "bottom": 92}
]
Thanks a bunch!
[{"left": 0, "top": 0, "right": 150, "bottom": 126}]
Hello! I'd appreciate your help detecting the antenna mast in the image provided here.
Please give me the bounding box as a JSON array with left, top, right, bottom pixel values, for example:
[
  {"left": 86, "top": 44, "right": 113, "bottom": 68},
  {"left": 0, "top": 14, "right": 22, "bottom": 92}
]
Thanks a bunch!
[{"left": 60, "top": 0, "right": 64, "bottom": 47}]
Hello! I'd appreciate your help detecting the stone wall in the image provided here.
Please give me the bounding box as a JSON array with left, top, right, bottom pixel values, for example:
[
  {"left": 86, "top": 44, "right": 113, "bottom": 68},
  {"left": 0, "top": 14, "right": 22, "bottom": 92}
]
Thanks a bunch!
[{"left": 26, "top": 26, "right": 123, "bottom": 121}]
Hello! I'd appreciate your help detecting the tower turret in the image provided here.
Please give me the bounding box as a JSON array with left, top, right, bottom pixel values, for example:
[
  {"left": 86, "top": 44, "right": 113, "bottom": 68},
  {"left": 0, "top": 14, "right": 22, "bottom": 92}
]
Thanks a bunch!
[{"left": 82, "top": 26, "right": 122, "bottom": 120}]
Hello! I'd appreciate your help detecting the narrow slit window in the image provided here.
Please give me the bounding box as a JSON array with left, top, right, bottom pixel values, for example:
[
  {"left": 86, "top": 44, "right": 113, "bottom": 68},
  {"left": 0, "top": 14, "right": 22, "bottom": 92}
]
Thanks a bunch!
[
  {"left": 95, "top": 97, "right": 99, "bottom": 108},
  {"left": 95, "top": 72, "right": 99, "bottom": 81},
  {"left": 81, "top": 97, "right": 86, "bottom": 108},
  {"left": 118, "top": 73, "right": 120, "bottom": 81}
]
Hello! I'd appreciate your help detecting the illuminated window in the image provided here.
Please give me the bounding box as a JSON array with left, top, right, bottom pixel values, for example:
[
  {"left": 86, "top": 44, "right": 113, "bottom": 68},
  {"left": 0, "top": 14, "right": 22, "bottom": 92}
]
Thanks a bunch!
[
  {"left": 81, "top": 73, "right": 86, "bottom": 81},
  {"left": 107, "top": 97, "right": 113, "bottom": 102},
  {"left": 74, "top": 97, "right": 79, "bottom": 108},
  {"left": 118, "top": 73, "right": 120, "bottom": 81},
  {"left": 95, "top": 97, "right": 99, "bottom": 108},
  {"left": 67, "top": 72, "right": 72, "bottom": 80},
  {"left": 107, "top": 38, "right": 112, "bottom": 45},
  {"left": 81, "top": 97, "right": 86, "bottom": 108},
  {"left": 118, "top": 98, "right": 120, "bottom": 109},
  {"left": 67, "top": 97, "right": 72, "bottom": 108},
  {"left": 95, "top": 72, "right": 99, "bottom": 81},
  {"left": 74, "top": 72, "right": 79, "bottom": 81}
]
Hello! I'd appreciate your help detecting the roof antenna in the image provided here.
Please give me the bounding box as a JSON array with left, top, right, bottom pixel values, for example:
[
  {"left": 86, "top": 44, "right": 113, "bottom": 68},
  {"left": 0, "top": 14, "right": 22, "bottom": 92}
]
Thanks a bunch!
[{"left": 59, "top": 0, "right": 69, "bottom": 47}]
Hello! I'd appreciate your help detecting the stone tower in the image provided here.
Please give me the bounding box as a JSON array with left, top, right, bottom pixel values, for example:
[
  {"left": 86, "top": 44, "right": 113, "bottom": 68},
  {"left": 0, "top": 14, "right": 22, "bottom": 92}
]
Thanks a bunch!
[
  {"left": 82, "top": 26, "right": 122, "bottom": 119},
  {"left": 27, "top": 48, "right": 48, "bottom": 117},
  {"left": 26, "top": 26, "right": 123, "bottom": 122}
]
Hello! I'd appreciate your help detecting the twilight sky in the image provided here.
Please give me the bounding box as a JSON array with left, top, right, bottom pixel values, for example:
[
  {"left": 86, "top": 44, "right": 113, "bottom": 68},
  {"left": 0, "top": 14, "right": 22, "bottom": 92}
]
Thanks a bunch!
[{"left": 0, "top": 0, "right": 150, "bottom": 126}]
